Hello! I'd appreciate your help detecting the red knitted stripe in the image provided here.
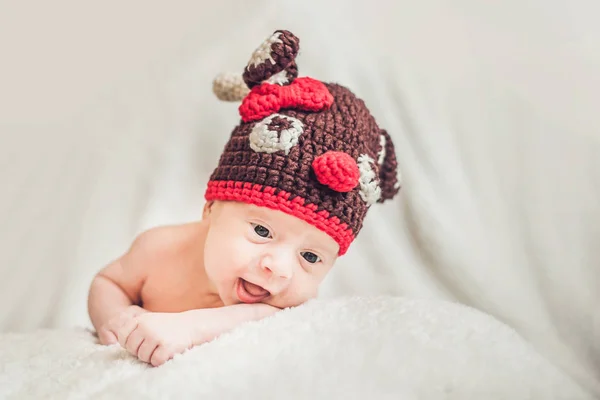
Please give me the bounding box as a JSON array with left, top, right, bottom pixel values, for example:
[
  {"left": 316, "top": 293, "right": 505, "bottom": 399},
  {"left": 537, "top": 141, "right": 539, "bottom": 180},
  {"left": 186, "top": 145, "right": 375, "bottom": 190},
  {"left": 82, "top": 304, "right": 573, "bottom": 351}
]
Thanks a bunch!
[{"left": 205, "top": 180, "right": 354, "bottom": 255}]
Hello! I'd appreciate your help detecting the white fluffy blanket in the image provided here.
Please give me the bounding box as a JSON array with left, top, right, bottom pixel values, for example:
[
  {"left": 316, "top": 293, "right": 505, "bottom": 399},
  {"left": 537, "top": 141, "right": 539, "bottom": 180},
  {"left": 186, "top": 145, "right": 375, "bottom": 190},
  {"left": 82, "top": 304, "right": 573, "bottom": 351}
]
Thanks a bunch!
[{"left": 0, "top": 297, "right": 592, "bottom": 399}]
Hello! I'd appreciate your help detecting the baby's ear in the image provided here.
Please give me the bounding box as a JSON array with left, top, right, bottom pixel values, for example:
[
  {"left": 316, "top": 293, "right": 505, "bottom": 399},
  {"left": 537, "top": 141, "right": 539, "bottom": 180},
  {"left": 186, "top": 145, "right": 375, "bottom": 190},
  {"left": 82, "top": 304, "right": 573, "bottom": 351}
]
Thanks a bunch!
[{"left": 202, "top": 201, "right": 215, "bottom": 219}]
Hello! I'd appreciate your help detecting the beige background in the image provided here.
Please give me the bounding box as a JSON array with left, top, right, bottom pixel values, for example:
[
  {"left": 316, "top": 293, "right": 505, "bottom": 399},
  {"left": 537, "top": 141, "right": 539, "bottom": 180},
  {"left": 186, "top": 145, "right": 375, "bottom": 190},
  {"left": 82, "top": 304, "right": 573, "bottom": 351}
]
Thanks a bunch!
[{"left": 0, "top": 0, "right": 598, "bottom": 395}]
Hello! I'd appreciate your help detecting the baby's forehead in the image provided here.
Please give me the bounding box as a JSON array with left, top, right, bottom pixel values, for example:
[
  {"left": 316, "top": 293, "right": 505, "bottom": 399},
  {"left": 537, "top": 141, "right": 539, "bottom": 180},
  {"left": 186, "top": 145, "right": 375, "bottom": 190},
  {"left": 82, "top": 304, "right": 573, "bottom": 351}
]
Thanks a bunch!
[{"left": 230, "top": 202, "right": 299, "bottom": 223}]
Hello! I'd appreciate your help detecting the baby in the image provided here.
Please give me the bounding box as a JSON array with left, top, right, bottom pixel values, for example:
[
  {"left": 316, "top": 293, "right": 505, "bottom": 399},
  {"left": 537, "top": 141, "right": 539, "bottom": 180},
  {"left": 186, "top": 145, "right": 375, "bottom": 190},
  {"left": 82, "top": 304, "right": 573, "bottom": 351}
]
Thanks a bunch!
[{"left": 88, "top": 30, "right": 400, "bottom": 367}]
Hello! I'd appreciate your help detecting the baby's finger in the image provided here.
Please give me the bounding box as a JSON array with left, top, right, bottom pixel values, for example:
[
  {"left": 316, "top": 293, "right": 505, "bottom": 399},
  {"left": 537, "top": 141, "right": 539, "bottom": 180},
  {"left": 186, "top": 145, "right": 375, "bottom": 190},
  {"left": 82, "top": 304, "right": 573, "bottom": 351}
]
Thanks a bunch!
[
  {"left": 150, "top": 345, "right": 172, "bottom": 367},
  {"left": 126, "top": 305, "right": 145, "bottom": 317},
  {"left": 117, "top": 318, "right": 138, "bottom": 348},
  {"left": 98, "top": 329, "right": 117, "bottom": 345},
  {"left": 125, "top": 329, "right": 145, "bottom": 356},
  {"left": 116, "top": 310, "right": 135, "bottom": 327},
  {"left": 105, "top": 312, "right": 131, "bottom": 334},
  {"left": 138, "top": 340, "right": 158, "bottom": 364}
]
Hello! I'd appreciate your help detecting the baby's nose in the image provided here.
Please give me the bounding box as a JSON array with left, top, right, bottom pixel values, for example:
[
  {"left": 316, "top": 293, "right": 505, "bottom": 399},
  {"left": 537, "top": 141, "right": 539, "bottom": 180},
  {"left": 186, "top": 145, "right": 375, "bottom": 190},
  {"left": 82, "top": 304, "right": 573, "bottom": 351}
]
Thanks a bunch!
[{"left": 260, "top": 254, "right": 292, "bottom": 280}]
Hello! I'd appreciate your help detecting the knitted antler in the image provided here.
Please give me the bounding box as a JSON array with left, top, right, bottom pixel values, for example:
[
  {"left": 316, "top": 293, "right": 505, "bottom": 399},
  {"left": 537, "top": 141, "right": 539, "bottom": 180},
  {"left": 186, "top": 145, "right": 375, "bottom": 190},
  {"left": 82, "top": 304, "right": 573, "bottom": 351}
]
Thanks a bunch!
[
  {"left": 243, "top": 30, "right": 300, "bottom": 88},
  {"left": 212, "top": 30, "right": 301, "bottom": 102},
  {"left": 212, "top": 73, "right": 249, "bottom": 102}
]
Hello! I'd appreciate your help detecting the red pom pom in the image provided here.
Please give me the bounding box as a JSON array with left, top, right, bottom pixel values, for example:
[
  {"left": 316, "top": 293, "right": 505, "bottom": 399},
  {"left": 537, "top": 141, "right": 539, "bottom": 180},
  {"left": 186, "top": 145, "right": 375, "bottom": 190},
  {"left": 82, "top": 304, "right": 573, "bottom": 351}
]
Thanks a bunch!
[{"left": 312, "top": 152, "right": 359, "bottom": 193}]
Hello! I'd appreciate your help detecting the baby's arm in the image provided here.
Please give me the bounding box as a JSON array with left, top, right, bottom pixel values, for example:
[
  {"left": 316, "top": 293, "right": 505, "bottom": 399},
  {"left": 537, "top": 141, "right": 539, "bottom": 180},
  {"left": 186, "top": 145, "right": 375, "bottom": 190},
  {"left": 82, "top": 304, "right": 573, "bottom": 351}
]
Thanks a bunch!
[
  {"left": 88, "top": 229, "right": 159, "bottom": 344},
  {"left": 187, "top": 303, "right": 280, "bottom": 345},
  {"left": 116, "top": 303, "right": 281, "bottom": 366}
]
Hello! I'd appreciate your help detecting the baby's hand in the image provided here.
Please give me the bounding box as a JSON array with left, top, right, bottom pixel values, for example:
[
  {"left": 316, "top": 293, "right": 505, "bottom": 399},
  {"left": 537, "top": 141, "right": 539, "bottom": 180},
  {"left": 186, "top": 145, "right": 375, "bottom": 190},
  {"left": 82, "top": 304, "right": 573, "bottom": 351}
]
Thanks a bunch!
[
  {"left": 116, "top": 312, "right": 195, "bottom": 367},
  {"left": 98, "top": 305, "right": 147, "bottom": 345}
]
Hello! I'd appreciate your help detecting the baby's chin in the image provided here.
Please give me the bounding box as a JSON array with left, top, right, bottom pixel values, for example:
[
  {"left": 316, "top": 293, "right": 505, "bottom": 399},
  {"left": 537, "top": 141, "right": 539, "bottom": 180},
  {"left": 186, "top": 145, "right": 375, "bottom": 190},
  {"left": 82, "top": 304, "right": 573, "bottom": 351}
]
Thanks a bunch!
[
  {"left": 219, "top": 291, "right": 240, "bottom": 307},
  {"left": 258, "top": 295, "right": 311, "bottom": 310}
]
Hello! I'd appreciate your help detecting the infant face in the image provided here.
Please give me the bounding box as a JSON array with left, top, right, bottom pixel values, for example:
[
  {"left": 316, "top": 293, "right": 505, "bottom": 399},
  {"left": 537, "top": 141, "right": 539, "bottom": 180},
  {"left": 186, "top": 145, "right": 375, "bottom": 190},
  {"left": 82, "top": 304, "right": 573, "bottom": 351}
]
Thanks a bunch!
[{"left": 203, "top": 201, "right": 339, "bottom": 309}]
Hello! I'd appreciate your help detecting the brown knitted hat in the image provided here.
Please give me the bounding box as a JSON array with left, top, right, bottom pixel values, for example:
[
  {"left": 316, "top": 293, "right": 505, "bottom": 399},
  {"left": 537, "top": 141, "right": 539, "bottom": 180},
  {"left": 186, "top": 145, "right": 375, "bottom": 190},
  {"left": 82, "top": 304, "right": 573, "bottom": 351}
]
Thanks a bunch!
[{"left": 207, "top": 30, "right": 400, "bottom": 255}]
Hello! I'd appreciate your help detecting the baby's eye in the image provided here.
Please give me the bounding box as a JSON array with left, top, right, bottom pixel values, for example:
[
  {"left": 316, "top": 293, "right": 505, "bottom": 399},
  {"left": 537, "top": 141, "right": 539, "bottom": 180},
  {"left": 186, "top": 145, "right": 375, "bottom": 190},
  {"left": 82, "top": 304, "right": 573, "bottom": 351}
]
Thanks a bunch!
[
  {"left": 252, "top": 223, "right": 272, "bottom": 238},
  {"left": 301, "top": 251, "right": 320, "bottom": 264}
]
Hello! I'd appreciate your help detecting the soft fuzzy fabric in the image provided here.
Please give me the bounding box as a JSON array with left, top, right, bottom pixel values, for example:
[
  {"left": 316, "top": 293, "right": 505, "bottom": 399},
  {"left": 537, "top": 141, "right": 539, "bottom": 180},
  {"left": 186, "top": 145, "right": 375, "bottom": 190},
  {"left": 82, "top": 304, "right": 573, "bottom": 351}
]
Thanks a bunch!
[{"left": 0, "top": 297, "right": 592, "bottom": 400}]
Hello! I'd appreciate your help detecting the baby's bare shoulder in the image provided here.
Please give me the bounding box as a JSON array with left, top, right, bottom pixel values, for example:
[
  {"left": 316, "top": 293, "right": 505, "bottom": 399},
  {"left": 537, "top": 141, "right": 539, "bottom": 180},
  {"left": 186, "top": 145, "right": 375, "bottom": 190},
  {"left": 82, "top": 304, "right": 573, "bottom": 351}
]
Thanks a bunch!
[{"left": 129, "top": 222, "right": 205, "bottom": 260}]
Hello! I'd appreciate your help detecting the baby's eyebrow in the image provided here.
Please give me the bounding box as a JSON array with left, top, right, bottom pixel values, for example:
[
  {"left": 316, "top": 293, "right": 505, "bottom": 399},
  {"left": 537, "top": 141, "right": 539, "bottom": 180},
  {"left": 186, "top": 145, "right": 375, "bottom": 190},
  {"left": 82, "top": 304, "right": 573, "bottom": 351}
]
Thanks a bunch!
[
  {"left": 306, "top": 241, "right": 338, "bottom": 257},
  {"left": 244, "top": 207, "right": 273, "bottom": 220}
]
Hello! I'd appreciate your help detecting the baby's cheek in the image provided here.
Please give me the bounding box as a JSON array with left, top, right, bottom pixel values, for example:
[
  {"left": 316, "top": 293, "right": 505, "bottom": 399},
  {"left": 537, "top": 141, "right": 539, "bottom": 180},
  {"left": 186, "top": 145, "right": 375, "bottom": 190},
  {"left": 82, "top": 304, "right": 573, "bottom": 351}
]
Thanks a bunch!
[
  {"left": 292, "top": 276, "right": 320, "bottom": 303},
  {"left": 229, "top": 239, "right": 257, "bottom": 267},
  {"left": 205, "top": 236, "right": 240, "bottom": 276},
  {"left": 217, "top": 238, "right": 259, "bottom": 280}
]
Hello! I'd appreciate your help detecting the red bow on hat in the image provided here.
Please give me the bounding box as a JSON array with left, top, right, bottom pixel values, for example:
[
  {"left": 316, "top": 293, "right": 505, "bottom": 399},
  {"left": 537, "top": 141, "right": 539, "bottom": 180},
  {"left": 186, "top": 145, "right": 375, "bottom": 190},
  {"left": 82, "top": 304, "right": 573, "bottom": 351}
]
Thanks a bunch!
[{"left": 239, "top": 77, "right": 334, "bottom": 122}]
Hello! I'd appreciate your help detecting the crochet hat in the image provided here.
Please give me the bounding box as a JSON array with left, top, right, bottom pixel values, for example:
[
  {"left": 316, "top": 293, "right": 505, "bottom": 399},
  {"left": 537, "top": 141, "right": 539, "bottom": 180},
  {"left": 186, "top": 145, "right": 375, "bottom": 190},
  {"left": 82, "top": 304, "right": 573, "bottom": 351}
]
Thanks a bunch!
[{"left": 207, "top": 30, "right": 400, "bottom": 255}]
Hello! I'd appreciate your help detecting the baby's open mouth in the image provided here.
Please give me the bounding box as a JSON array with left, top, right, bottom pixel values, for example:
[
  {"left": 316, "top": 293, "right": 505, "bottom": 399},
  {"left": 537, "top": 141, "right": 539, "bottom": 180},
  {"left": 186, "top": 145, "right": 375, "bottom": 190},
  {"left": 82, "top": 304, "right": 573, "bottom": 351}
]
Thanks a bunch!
[{"left": 237, "top": 278, "right": 270, "bottom": 304}]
